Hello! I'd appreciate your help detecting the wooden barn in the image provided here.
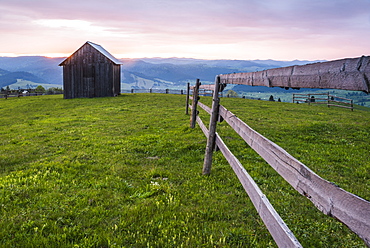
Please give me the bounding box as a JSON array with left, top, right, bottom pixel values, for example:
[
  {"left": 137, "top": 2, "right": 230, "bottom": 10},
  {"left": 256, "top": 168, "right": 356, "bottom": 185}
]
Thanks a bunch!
[{"left": 59, "top": 41, "right": 122, "bottom": 99}]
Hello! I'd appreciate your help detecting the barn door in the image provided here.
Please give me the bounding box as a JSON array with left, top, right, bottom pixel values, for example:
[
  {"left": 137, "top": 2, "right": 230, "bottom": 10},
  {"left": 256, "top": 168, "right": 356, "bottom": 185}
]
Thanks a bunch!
[{"left": 83, "top": 65, "right": 95, "bottom": 97}]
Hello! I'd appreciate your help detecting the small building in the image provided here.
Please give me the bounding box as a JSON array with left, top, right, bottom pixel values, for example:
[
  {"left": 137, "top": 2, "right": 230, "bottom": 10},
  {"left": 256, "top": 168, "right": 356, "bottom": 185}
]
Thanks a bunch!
[{"left": 59, "top": 41, "right": 122, "bottom": 99}]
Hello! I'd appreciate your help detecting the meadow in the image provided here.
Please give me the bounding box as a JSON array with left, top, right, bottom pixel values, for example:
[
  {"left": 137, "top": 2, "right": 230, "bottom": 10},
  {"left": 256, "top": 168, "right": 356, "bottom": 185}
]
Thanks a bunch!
[{"left": 0, "top": 94, "right": 369, "bottom": 247}]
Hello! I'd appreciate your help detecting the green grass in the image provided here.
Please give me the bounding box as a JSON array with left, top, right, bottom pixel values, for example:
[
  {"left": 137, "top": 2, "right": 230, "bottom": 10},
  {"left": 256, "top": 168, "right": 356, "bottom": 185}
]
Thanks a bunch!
[{"left": 0, "top": 94, "right": 369, "bottom": 247}]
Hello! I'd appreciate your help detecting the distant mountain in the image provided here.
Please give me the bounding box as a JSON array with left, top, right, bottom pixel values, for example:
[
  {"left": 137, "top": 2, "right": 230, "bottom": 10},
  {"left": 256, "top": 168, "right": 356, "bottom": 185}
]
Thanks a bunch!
[
  {"left": 0, "top": 56, "right": 63, "bottom": 71},
  {"left": 139, "top": 58, "right": 324, "bottom": 70},
  {"left": 0, "top": 71, "right": 48, "bottom": 89},
  {"left": 0, "top": 56, "right": 64, "bottom": 86},
  {"left": 120, "top": 59, "right": 237, "bottom": 84},
  {"left": 120, "top": 58, "right": 325, "bottom": 89},
  {"left": 0, "top": 56, "right": 323, "bottom": 90},
  {"left": 0, "top": 68, "right": 10, "bottom": 76},
  {"left": 250, "top": 59, "right": 325, "bottom": 67}
]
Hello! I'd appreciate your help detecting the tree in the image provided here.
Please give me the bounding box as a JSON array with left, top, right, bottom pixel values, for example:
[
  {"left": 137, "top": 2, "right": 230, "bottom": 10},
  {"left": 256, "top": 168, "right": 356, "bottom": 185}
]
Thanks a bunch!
[
  {"left": 269, "top": 95, "right": 275, "bottom": 101},
  {"left": 35, "top": 85, "right": 46, "bottom": 93},
  {"left": 46, "top": 87, "right": 64, "bottom": 95},
  {"left": 226, "top": 90, "right": 238, "bottom": 98}
]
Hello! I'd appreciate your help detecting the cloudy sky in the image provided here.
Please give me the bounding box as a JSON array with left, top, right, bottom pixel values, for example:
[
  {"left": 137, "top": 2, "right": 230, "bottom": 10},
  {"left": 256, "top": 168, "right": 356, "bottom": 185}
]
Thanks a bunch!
[{"left": 1, "top": 0, "right": 369, "bottom": 60}]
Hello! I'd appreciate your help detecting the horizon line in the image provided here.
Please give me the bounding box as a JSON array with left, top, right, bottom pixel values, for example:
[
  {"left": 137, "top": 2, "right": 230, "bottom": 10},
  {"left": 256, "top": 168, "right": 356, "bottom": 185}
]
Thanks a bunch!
[{"left": 0, "top": 53, "right": 332, "bottom": 62}]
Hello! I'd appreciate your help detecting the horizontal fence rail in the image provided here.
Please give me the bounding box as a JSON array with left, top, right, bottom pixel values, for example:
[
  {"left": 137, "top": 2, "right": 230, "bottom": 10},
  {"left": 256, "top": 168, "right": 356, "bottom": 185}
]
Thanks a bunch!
[
  {"left": 121, "top": 88, "right": 188, "bottom": 95},
  {"left": 219, "top": 56, "right": 370, "bottom": 93},
  {"left": 190, "top": 84, "right": 215, "bottom": 91},
  {"left": 293, "top": 93, "right": 354, "bottom": 110}
]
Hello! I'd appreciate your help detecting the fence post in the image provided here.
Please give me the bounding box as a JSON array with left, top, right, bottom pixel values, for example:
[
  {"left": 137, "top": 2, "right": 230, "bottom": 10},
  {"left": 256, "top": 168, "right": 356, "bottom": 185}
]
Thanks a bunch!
[
  {"left": 131, "top": 89, "right": 134, "bottom": 93},
  {"left": 166, "top": 89, "right": 169, "bottom": 94},
  {"left": 190, "top": 79, "right": 201, "bottom": 128},
  {"left": 186, "top": 82, "right": 190, "bottom": 115},
  {"left": 150, "top": 88, "right": 152, "bottom": 93},
  {"left": 202, "top": 76, "right": 220, "bottom": 175}
]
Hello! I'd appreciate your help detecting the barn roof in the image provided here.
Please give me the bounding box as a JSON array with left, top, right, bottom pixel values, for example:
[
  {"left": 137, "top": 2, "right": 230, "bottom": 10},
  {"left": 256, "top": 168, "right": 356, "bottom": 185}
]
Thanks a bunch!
[{"left": 59, "top": 41, "right": 122, "bottom": 66}]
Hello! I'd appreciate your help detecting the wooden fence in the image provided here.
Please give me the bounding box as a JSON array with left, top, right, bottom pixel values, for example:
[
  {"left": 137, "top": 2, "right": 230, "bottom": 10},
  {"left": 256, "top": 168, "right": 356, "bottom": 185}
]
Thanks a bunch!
[
  {"left": 188, "top": 76, "right": 370, "bottom": 247},
  {"left": 121, "top": 88, "right": 188, "bottom": 94},
  {"left": 293, "top": 93, "right": 354, "bottom": 110},
  {"left": 0, "top": 92, "right": 45, "bottom": 99}
]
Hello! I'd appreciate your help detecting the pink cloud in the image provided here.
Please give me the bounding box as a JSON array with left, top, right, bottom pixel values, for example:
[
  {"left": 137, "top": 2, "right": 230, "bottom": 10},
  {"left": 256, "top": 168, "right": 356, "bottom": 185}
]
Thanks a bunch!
[{"left": 0, "top": 0, "right": 369, "bottom": 60}]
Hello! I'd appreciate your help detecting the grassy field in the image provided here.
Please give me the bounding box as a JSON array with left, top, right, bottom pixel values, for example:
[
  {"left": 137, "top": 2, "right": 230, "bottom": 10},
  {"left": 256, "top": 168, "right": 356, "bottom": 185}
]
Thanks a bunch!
[
  {"left": 231, "top": 88, "right": 370, "bottom": 107},
  {"left": 0, "top": 94, "right": 369, "bottom": 247}
]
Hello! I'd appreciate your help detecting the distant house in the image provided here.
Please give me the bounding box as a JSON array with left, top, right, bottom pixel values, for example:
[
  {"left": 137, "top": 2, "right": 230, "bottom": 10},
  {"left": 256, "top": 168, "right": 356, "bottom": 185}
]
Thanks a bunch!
[{"left": 59, "top": 41, "right": 122, "bottom": 99}]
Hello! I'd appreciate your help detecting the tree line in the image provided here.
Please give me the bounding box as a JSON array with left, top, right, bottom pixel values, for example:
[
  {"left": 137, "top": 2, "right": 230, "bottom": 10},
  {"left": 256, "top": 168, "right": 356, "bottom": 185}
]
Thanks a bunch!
[{"left": 0, "top": 85, "right": 63, "bottom": 95}]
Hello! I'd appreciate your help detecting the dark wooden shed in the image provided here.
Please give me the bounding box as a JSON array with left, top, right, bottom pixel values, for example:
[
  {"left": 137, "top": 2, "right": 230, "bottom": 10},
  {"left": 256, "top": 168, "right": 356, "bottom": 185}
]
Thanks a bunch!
[{"left": 59, "top": 41, "right": 122, "bottom": 99}]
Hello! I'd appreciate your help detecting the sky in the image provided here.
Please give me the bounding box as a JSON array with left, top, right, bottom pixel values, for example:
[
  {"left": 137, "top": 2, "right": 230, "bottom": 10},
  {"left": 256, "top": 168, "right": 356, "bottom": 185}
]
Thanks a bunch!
[{"left": 1, "top": 0, "right": 370, "bottom": 61}]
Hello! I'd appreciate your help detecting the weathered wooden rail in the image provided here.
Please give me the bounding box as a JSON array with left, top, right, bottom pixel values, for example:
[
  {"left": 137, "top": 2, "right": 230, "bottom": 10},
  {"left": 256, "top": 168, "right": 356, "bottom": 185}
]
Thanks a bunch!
[
  {"left": 293, "top": 92, "right": 354, "bottom": 110},
  {"left": 219, "top": 55, "right": 370, "bottom": 93},
  {"left": 188, "top": 56, "right": 370, "bottom": 247}
]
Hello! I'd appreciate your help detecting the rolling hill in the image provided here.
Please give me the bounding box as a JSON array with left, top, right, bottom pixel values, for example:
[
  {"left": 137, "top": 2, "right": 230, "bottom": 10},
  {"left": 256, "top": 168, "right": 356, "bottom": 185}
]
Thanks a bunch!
[{"left": 0, "top": 71, "right": 48, "bottom": 89}]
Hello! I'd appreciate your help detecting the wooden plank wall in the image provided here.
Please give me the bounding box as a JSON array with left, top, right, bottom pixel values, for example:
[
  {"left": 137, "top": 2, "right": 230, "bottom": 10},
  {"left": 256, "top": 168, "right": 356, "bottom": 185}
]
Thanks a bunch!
[
  {"left": 219, "top": 56, "right": 370, "bottom": 93},
  {"left": 113, "top": 65, "right": 121, "bottom": 96}
]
